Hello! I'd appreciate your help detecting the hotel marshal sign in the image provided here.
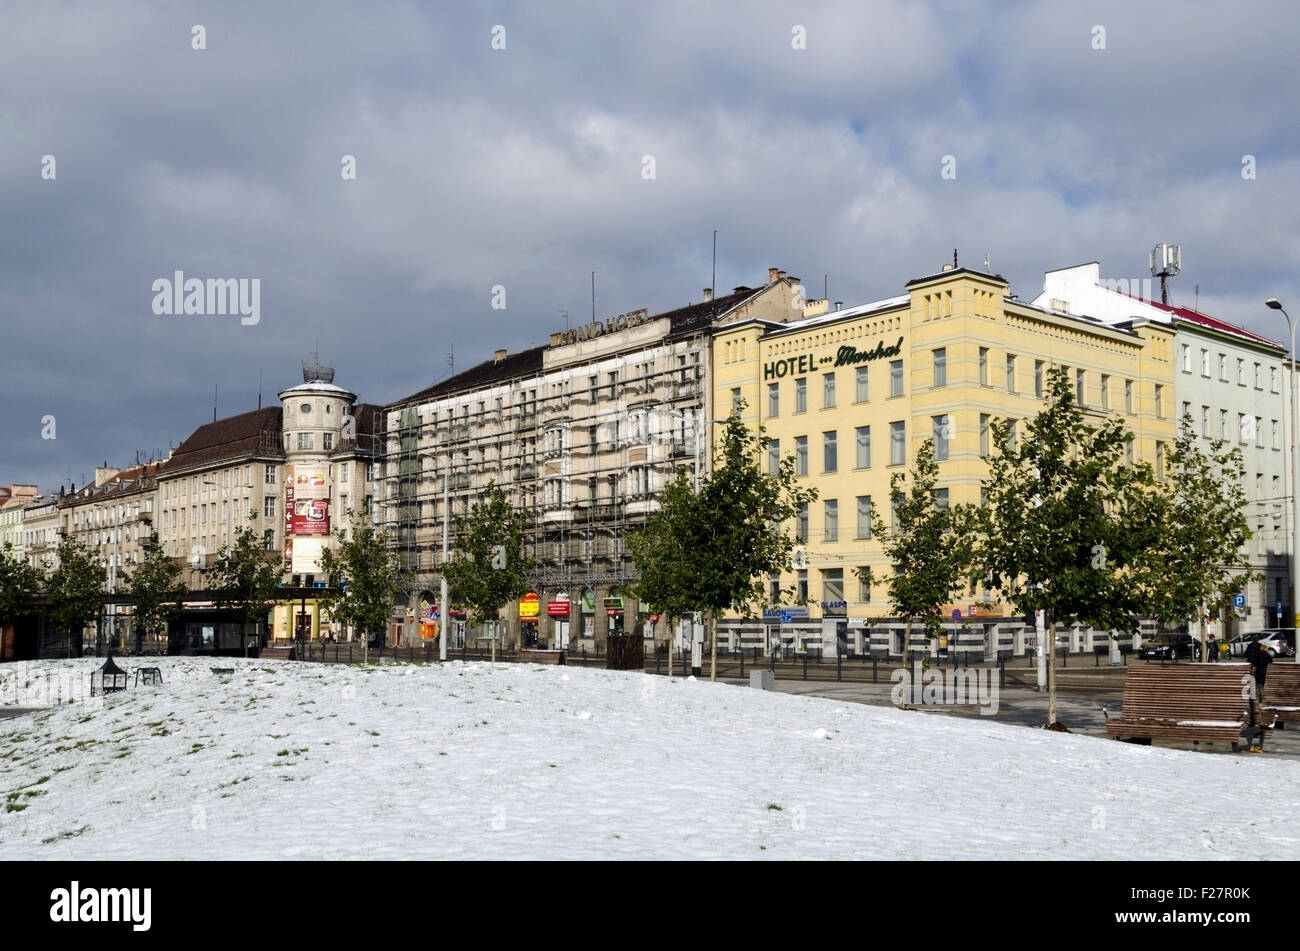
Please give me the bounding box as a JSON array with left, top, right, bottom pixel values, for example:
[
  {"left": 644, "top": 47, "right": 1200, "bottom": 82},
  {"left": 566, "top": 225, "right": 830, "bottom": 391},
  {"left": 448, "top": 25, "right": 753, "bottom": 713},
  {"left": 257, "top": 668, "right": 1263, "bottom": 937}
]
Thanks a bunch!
[{"left": 763, "top": 336, "right": 904, "bottom": 380}]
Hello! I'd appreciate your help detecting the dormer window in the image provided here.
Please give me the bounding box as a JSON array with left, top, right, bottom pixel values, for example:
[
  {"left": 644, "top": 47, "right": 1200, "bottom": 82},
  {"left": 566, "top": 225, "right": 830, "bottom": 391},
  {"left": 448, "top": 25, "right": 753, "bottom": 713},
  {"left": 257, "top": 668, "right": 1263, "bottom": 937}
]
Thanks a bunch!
[{"left": 301, "top": 403, "right": 312, "bottom": 413}]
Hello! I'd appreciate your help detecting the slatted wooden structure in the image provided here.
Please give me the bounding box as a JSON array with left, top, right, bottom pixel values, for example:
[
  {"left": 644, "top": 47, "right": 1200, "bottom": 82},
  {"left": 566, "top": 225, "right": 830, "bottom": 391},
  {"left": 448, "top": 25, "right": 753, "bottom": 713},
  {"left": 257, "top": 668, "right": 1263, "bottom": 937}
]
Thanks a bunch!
[
  {"left": 1104, "top": 663, "right": 1269, "bottom": 749},
  {"left": 1261, "top": 662, "right": 1300, "bottom": 725}
]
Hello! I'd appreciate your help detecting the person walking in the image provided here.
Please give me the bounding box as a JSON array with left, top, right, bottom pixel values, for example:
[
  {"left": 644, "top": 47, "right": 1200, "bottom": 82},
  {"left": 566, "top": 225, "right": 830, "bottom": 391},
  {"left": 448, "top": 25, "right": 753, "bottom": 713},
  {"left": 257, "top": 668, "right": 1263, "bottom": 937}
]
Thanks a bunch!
[
  {"left": 1245, "top": 640, "right": 1272, "bottom": 702},
  {"left": 1206, "top": 633, "right": 1219, "bottom": 663}
]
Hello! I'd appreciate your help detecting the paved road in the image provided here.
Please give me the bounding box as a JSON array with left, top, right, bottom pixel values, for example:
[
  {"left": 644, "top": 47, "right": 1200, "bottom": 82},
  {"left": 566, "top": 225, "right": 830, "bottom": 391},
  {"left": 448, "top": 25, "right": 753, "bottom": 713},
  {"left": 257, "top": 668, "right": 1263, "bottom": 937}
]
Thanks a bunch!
[{"left": 743, "top": 677, "right": 1300, "bottom": 759}]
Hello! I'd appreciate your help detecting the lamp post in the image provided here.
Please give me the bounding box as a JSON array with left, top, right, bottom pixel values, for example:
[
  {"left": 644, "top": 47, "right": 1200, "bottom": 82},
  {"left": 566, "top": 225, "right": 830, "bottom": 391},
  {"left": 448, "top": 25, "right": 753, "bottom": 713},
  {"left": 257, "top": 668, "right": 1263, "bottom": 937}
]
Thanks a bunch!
[{"left": 1266, "top": 298, "right": 1298, "bottom": 629}]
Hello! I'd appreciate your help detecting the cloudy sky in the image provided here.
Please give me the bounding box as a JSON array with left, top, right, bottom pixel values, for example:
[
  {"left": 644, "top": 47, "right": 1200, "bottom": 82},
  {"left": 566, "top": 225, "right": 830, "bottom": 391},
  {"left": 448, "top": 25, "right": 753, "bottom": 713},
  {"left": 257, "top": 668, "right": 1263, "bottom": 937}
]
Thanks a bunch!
[{"left": 3, "top": 0, "right": 1298, "bottom": 492}]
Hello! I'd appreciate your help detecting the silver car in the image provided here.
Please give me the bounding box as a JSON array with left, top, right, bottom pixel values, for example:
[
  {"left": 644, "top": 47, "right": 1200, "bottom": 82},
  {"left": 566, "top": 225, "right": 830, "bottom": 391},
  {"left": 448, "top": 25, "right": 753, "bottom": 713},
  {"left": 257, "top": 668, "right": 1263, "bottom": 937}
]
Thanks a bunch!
[{"left": 1255, "top": 629, "right": 1295, "bottom": 657}]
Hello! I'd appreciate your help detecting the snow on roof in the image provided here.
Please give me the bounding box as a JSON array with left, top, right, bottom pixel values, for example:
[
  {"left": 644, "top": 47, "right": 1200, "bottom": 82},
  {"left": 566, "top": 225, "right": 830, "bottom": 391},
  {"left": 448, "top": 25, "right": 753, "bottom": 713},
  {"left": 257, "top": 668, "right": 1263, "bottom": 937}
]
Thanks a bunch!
[{"left": 1140, "top": 298, "right": 1286, "bottom": 351}]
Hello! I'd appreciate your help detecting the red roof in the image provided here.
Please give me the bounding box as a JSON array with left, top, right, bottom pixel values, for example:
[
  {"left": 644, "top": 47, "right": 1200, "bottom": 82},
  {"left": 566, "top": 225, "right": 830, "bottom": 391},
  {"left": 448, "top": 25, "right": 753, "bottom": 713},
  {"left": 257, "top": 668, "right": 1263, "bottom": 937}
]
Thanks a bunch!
[{"left": 1142, "top": 298, "right": 1286, "bottom": 351}]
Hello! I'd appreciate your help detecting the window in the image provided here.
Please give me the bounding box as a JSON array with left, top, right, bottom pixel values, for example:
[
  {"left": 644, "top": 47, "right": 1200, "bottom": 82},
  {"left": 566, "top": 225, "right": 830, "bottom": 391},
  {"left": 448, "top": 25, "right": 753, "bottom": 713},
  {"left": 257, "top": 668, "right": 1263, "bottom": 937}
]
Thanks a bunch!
[
  {"left": 978, "top": 348, "right": 988, "bottom": 386},
  {"left": 856, "top": 496, "right": 872, "bottom": 539},
  {"left": 1126, "top": 438, "right": 1134, "bottom": 463},
  {"left": 1034, "top": 360, "right": 1044, "bottom": 397},
  {"left": 1254, "top": 363, "right": 1262, "bottom": 389},
  {"left": 794, "top": 436, "right": 808, "bottom": 476},
  {"left": 855, "top": 426, "right": 871, "bottom": 468},
  {"left": 263, "top": 497, "right": 275, "bottom": 518},
  {"left": 1201, "top": 406, "right": 1210, "bottom": 438},
  {"left": 855, "top": 366, "right": 869, "bottom": 402},
  {"left": 769, "top": 575, "right": 781, "bottom": 604},
  {"left": 1100, "top": 375, "right": 1109, "bottom": 410},
  {"left": 264, "top": 529, "right": 275, "bottom": 551},
  {"left": 890, "top": 497, "right": 901, "bottom": 536},
  {"left": 932, "top": 415, "right": 950, "bottom": 461},
  {"left": 935, "top": 488, "right": 949, "bottom": 511},
  {"left": 364, "top": 495, "right": 373, "bottom": 514},
  {"left": 823, "top": 431, "right": 838, "bottom": 472},
  {"left": 823, "top": 373, "right": 836, "bottom": 408},
  {"left": 300, "top": 403, "right": 312, "bottom": 414},
  {"left": 1201, "top": 349, "right": 1210, "bottom": 377},
  {"left": 795, "top": 378, "right": 807, "bottom": 413},
  {"left": 767, "top": 438, "right": 780, "bottom": 476},
  {"left": 1237, "top": 358, "right": 1246, "bottom": 386},
  {"left": 797, "top": 570, "right": 809, "bottom": 602},
  {"left": 795, "top": 503, "right": 809, "bottom": 543},
  {"left": 731, "top": 388, "right": 742, "bottom": 413},
  {"left": 1256, "top": 416, "right": 1264, "bottom": 448},
  {"left": 1005, "top": 354, "right": 1016, "bottom": 393},
  {"left": 1272, "top": 366, "right": 1279, "bottom": 393},
  {"left": 979, "top": 414, "right": 990, "bottom": 457},
  {"left": 768, "top": 382, "right": 779, "bottom": 417},
  {"left": 858, "top": 571, "right": 871, "bottom": 603},
  {"left": 297, "top": 432, "right": 314, "bottom": 450},
  {"left": 822, "top": 568, "right": 844, "bottom": 603},
  {"left": 366, "top": 462, "right": 379, "bottom": 482},
  {"left": 1153, "top": 384, "right": 1163, "bottom": 418},
  {"left": 1156, "top": 442, "right": 1165, "bottom": 479},
  {"left": 1124, "top": 380, "right": 1132, "bottom": 414},
  {"left": 1182, "top": 401, "right": 1190, "bottom": 422},
  {"left": 890, "top": 421, "right": 906, "bottom": 466},
  {"left": 1007, "top": 419, "right": 1018, "bottom": 450},
  {"left": 1180, "top": 344, "right": 1191, "bottom": 373},
  {"left": 824, "top": 500, "right": 838, "bottom": 542},
  {"left": 1218, "top": 354, "right": 1227, "bottom": 381},
  {"left": 932, "top": 348, "right": 947, "bottom": 388},
  {"left": 323, "top": 432, "right": 333, "bottom": 451},
  {"left": 264, "top": 465, "right": 276, "bottom": 485},
  {"left": 1274, "top": 420, "right": 1281, "bottom": 450},
  {"left": 1220, "top": 409, "right": 1229, "bottom": 439},
  {"left": 890, "top": 360, "right": 903, "bottom": 397},
  {"left": 1075, "top": 369, "right": 1085, "bottom": 406}
]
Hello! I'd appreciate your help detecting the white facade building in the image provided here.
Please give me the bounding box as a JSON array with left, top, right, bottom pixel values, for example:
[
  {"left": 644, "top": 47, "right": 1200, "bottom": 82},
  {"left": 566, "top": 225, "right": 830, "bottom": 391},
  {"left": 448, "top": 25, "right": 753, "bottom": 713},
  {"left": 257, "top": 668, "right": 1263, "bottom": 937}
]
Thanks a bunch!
[{"left": 1035, "top": 262, "right": 1288, "bottom": 632}]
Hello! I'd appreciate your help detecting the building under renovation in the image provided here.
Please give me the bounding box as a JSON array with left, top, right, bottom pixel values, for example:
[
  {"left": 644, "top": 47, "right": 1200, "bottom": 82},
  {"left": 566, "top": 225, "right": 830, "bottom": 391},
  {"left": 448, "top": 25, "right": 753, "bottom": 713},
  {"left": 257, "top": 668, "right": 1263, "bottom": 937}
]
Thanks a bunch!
[{"left": 381, "top": 269, "right": 821, "bottom": 651}]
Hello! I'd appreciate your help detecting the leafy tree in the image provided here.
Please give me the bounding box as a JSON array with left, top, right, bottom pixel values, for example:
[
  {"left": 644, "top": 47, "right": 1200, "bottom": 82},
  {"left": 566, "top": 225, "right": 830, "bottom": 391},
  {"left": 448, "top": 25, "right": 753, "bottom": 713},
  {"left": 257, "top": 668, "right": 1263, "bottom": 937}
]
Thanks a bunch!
[
  {"left": 318, "top": 509, "right": 403, "bottom": 665},
  {"left": 439, "top": 480, "right": 535, "bottom": 661},
  {"left": 979, "top": 368, "right": 1160, "bottom": 726},
  {"left": 1142, "top": 416, "right": 1258, "bottom": 658},
  {"left": 0, "top": 543, "right": 42, "bottom": 644},
  {"left": 865, "top": 439, "right": 977, "bottom": 691},
  {"left": 122, "top": 530, "right": 184, "bottom": 652},
  {"left": 209, "top": 515, "right": 281, "bottom": 657},
  {"left": 44, "top": 535, "right": 106, "bottom": 653},
  {"left": 649, "top": 408, "right": 816, "bottom": 681},
  {"left": 629, "top": 467, "right": 704, "bottom": 677}
]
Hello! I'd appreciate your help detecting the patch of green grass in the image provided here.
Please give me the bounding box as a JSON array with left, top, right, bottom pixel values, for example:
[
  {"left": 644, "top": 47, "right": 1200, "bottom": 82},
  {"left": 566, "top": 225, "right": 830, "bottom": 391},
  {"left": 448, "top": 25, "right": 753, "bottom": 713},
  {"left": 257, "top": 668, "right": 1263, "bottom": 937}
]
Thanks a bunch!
[
  {"left": 42, "top": 825, "right": 89, "bottom": 844},
  {"left": 6, "top": 802, "right": 27, "bottom": 813},
  {"left": 229, "top": 752, "right": 247, "bottom": 759},
  {"left": 114, "top": 749, "right": 131, "bottom": 759},
  {"left": 276, "top": 749, "right": 291, "bottom": 757},
  {"left": 767, "top": 803, "right": 783, "bottom": 812},
  {"left": 186, "top": 743, "right": 203, "bottom": 755},
  {"left": 366, "top": 730, "right": 379, "bottom": 737}
]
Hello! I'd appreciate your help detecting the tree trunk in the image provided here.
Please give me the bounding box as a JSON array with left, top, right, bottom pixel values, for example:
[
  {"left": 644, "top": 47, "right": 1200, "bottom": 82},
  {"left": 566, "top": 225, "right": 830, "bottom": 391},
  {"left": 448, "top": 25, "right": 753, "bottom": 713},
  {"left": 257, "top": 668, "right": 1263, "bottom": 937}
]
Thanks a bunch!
[
  {"left": 1047, "top": 614, "right": 1057, "bottom": 726},
  {"left": 709, "top": 612, "right": 717, "bottom": 682}
]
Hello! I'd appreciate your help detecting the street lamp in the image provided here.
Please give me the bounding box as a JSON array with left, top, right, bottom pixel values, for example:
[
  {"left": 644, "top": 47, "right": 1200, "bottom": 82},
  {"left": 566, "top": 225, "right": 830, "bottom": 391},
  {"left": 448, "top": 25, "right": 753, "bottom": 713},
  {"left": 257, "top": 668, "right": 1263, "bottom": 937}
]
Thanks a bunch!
[{"left": 1266, "top": 298, "right": 1298, "bottom": 629}]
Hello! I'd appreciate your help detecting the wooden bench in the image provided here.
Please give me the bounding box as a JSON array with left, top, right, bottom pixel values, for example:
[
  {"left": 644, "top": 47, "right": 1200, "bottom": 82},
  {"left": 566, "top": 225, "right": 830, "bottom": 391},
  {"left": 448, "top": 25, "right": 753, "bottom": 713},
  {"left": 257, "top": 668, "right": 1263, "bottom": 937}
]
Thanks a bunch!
[
  {"left": 1261, "top": 662, "right": 1300, "bottom": 725},
  {"left": 1104, "top": 663, "right": 1271, "bottom": 751}
]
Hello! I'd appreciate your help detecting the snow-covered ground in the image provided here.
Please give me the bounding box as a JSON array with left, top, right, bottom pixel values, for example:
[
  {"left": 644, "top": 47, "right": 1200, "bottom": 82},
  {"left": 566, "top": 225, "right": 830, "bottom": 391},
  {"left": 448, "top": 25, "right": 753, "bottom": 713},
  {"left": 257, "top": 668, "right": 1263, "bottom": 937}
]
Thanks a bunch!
[{"left": 1, "top": 657, "right": 1295, "bottom": 859}]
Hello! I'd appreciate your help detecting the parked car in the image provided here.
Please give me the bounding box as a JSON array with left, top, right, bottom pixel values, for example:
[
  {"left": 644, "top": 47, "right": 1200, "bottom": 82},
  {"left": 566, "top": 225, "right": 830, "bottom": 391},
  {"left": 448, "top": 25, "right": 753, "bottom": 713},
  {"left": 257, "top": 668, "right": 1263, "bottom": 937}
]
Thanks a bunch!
[
  {"left": 1228, "top": 629, "right": 1296, "bottom": 658},
  {"left": 1138, "top": 633, "right": 1201, "bottom": 661},
  {"left": 1254, "top": 629, "right": 1295, "bottom": 657}
]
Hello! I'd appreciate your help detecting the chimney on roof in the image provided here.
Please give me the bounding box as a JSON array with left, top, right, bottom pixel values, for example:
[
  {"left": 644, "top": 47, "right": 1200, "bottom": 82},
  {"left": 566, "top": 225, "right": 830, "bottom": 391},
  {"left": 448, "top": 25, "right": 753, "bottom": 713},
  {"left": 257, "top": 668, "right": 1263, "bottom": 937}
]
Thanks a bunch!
[
  {"left": 768, "top": 267, "right": 780, "bottom": 283},
  {"left": 702, "top": 288, "right": 713, "bottom": 302},
  {"left": 777, "top": 270, "right": 787, "bottom": 281},
  {"left": 494, "top": 349, "right": 508, "bottom": 364},
  {"left": 94, "top": 464, "right": 119, "bottom": 487},
  {"left": 834, "top": 301, "right": 843, "bottom": 312}
]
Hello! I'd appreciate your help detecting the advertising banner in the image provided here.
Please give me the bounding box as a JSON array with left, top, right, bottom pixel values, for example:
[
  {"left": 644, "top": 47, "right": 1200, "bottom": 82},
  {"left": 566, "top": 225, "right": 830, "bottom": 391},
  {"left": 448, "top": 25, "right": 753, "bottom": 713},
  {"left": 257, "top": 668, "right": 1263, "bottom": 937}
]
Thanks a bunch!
[{"left": 291, "top": 498, "right": 330, "bottom": 535}]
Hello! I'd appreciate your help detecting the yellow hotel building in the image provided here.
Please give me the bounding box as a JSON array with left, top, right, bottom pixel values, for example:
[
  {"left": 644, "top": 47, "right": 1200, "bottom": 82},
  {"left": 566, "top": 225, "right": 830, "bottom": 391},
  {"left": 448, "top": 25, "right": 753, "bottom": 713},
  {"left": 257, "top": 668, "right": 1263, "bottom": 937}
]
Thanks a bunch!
[{"left": 712, "top": 264, "right": 1177, "bottom": 658}]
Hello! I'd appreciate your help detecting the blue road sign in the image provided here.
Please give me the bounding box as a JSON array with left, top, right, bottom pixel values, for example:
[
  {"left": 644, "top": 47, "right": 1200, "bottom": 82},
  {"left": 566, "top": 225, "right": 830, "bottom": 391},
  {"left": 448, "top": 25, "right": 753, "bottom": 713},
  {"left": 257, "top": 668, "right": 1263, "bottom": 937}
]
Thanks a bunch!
[
  {"left": 1233, "top": 594, "right": 1245, "bottom": 608},
  {"left": 952, "top": 609, "right": 962, "bottom": 620},
  {"left": 779, "top": 613, "right": 792, "bottom": 623}
]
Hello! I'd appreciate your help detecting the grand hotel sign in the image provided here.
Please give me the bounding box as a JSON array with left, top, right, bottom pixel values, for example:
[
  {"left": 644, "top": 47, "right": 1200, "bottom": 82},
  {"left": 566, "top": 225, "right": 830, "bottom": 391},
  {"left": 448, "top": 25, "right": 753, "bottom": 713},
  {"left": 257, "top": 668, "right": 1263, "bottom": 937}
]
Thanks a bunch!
[
  {"left": 555, "top": 308, "right": 651, "bottom": 345},
  {"left": 763, "top": 336, "right": 904, "bottom": 380}
]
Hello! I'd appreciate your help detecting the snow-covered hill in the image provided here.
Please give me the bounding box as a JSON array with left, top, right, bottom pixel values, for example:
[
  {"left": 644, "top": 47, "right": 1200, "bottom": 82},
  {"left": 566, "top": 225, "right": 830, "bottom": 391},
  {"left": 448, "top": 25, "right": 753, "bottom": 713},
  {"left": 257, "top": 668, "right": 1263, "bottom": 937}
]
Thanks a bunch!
[{"left": 1, "top": 657, "right": 1294, "bottom": 859}]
